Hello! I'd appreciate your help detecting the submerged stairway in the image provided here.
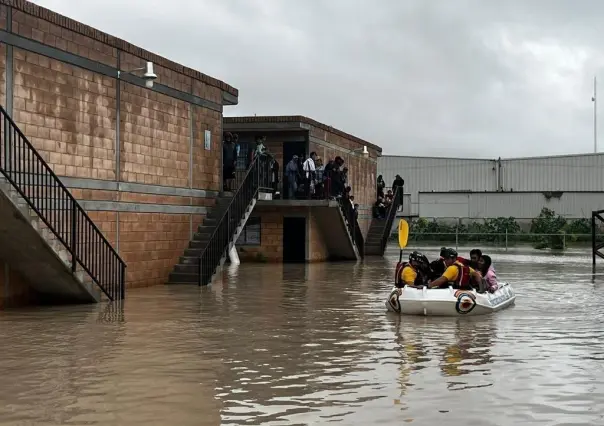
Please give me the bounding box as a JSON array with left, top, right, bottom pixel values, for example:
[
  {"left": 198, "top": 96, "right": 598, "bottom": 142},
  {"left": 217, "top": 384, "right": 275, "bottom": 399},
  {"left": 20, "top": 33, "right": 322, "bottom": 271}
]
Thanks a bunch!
[
  {"left": 168, "top": 155, "right": 272, "bottom": 285},
  {"left": 365, "top": 187, "right": 402, "bottom": 256},
  {"left": 0, "top": 106, "right": 126, "bottom": 304}
]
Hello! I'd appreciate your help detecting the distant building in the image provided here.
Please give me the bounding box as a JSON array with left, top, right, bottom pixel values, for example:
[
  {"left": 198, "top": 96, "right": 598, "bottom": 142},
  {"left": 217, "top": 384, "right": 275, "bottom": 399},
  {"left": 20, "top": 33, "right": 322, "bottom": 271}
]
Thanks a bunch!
[{"left": 378, "top": 153, "right": 604, "bottom": 222}]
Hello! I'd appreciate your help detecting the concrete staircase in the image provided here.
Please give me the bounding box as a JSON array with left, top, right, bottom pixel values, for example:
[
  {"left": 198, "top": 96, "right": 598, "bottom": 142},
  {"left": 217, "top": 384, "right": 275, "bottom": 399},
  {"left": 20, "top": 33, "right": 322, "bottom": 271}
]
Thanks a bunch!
[
  {"left": 313, "top": 202, "right": 361, "bottom": 260},
  {"left": 364, "top": 218, "right": 390, "bottom": 256},
  {"left": 167, "top": 192, "right": 257, "bottom": 284},
  {"left": 0, "top": 176, "right": 101, "bottom": 303}
]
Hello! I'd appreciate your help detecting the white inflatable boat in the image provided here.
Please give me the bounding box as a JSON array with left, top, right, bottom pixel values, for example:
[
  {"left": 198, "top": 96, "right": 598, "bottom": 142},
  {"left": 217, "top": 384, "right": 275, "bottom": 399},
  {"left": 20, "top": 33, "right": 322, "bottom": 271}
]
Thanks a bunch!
[{"left": 385, "top": 282, "right": 516, "bottom": 316}]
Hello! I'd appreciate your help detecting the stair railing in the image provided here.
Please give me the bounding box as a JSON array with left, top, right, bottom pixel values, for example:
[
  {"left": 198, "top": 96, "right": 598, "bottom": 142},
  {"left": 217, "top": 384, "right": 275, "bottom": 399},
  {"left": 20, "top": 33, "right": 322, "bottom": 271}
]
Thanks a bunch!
[
  {"left": 379, "top": 186, "right": 403, "bottom": 254},
  {"left": 0, "top": 105, "right": 126, "bottom": 300},
  {"left": 198, "top": 153, "right": 272, "bottom": 286},
  {"left": 338, "top": 198, "right": 365, "bottom": 257}
]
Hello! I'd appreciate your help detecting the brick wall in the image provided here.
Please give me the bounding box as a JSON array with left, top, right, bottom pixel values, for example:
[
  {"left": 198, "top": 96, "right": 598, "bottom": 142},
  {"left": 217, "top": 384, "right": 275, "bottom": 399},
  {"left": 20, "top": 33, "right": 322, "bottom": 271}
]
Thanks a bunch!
[
  {"left": 13, "top": 49, "right": 117, "bottom": 179},
  {"left": 237, "top": 208, "right": 284, "bottom": 262},
  {"left": 119, "top": 82, "right": 189, "bottom": 186},
  {"left": 308, "top": 126, "right": 378, "bottom": 236},
  {"left": 0, "top": 1, "right": 236, "bottom": 297},
  {"left": 236, "top": 207, "right": 335, "bottom": 263}
]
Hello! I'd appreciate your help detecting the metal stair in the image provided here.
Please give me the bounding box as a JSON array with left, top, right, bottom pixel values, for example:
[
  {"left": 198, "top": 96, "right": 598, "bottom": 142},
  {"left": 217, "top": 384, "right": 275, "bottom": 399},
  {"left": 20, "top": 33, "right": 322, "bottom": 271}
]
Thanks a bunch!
[{"left": 167, "top": 154, "right": 272, "bottom": 286}]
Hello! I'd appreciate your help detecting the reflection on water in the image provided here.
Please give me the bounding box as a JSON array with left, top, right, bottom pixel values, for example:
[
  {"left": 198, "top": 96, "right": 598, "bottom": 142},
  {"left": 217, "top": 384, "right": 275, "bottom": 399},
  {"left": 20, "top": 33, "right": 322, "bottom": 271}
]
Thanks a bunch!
[{"left": 1, "top": 246, "right": 604, "bottom": 425}]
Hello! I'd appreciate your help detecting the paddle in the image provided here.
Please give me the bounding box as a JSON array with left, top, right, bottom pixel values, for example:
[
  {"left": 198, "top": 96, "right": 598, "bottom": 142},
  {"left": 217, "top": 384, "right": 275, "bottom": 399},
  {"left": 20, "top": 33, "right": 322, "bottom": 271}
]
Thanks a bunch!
[{"left": 398, "top": 219, "right": 409, "bottom": 263}]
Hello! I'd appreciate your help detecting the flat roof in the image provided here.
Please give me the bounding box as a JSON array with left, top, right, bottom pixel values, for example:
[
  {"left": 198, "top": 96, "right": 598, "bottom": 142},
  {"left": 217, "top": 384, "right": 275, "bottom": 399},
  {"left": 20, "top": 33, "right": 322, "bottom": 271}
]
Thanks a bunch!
[
  {"left": 8, "top": 0, "right": 238, "bottom": 97},
  {"left": 224, "top": 115, "right": 382, "bottom": 154}
]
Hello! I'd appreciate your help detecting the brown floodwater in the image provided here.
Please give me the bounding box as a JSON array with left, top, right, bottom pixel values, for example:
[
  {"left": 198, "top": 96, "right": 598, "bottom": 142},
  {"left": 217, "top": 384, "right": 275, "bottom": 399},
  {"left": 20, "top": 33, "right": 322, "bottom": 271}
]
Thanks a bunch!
[{"left": 1, "top": 245, "right": 604, "bottom": 425}]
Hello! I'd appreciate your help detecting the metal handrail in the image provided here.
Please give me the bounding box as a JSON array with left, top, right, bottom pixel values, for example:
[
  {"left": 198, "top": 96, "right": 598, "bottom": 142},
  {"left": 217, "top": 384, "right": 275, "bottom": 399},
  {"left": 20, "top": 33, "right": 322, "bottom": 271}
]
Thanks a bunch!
[
  {"left": 338, "top": 197, "right": 365, "bottom": 257},
  {"left": 0, "top": 105, "right": 126, "bottom": 300},
  {"left": 198, "top": 154, "right": 272, "bottom": 285},
  {"left": 380, "top": 186, "right": 402, "bottom": 254}
]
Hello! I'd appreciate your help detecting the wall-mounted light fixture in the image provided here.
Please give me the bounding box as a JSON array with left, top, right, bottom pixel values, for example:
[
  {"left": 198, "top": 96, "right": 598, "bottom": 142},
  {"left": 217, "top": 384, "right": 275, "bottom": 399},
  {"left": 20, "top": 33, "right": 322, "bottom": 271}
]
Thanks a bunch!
[{"left": 117, "top": 61, "right": 158, "bottom": 88}]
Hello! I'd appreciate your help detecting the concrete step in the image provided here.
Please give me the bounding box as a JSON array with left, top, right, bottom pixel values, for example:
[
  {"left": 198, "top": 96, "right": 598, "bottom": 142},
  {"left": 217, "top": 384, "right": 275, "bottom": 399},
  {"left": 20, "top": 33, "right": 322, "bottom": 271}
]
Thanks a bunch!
[
  {"left": 179, "top": 256, "right": 198, "bottom": 265},
  {"left": 189, "top": 239, "right": 210, "bottom": 249},
  {"left": 202, "top": 218, "right": 218, "bottom": 227},
  {"left": 184, "top": 248, "right": 203, "bottom": 257},
  {"left": 168, "top": 271, "right": 199, "bottom": 284},
  {"left": 174, "top": 264, "right": 198, "bottom": 274}
]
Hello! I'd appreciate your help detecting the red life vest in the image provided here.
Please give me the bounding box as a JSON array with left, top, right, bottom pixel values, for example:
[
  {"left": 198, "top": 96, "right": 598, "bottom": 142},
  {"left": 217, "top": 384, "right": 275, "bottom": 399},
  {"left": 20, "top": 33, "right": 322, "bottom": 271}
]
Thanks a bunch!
[
  {"left": 395, "top": 262, "right": 426, "bottom": 288},
  {"left": 394, "top": 261, "right": 408, "bottom": 288},
  {"left": 450, "top": 262, "right": 472, "bottom": 289}
]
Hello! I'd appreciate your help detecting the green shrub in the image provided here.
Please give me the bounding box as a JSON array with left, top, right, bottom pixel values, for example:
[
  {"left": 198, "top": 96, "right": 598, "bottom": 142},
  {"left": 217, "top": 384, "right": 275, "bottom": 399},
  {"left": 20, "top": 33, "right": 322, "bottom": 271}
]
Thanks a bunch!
[{"left": 389, "top": 208, "right": 596, "bottom": 250}]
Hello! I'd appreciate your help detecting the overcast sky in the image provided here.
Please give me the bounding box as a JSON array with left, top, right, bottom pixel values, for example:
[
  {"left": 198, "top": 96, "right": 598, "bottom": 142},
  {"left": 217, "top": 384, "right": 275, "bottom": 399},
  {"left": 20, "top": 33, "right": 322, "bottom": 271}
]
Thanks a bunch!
[{"left": 31, "top": 0, "right": 604, "bottom": 158}]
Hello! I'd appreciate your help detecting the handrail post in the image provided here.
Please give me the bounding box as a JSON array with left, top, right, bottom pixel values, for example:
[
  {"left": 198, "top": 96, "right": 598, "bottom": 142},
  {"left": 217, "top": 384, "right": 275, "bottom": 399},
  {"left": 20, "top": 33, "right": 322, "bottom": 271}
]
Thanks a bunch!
[
  {"left": 592, "top": 213, "right": 597, "bottom": 267},
  {"left": 71, "top": 200, "right": 77, "bottom": 272},
  {"left": 120, "top": 262, "right": 126, "bottom": 300}
]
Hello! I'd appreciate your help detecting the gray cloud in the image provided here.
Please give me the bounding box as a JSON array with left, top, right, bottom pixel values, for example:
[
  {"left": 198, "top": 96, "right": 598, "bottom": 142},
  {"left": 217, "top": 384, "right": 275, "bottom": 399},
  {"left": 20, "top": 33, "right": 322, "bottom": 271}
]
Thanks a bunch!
[{"left": 31, "top": 0, "right": 604, "bottom": 157}]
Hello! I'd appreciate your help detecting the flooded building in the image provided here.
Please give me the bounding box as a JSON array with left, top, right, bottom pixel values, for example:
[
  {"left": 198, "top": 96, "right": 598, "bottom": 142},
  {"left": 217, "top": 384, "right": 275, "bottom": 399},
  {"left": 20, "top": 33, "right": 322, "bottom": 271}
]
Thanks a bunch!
[
  {"left": 0, "top": 3, "right": 390, "bottom": 308},
  {"left": 220, "top": 116, "right": 382, "bottom": 263},
  {"left": 379, "top": 153, "right": 604, "bottom": 222},
  {"left": 0, "top": 0, "right": 237, "bottom": 307}
]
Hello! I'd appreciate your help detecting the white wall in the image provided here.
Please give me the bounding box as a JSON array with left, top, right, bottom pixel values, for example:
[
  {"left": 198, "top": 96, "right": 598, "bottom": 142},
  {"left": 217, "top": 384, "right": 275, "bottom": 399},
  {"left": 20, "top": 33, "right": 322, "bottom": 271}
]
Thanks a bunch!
[
  {"left": 379, "top": 153, "right": 604, "bottom": 196},
  {"left": 417, "top": 192, "right": 604, "bottom": 219},
  {"left": 378, "top": 156, "right": 497, "bottom": 216}
]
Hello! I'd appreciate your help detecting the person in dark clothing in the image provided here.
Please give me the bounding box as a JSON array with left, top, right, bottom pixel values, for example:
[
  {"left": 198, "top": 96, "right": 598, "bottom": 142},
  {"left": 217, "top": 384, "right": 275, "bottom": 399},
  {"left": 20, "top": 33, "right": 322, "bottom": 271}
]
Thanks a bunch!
[
  {"left": 222, "top": 132, "right": 237, "bottom": 191},
  {"left": 377, "top": 175, "right": 385, "bottom": 199},
  {"left": 271, "top": 159, "right": 280, "bottom": 198},
  {"left": 392, "top": 174, "right": 405, "bottom": 209},
  {"left": 323, "top": 159, "right": 336, "bottom": 198},
  {"left": 428, "top": 247, "right": 448, "bottom": 281},
  {"left": 373, "top": 196, "right": 387, "bottom": 219}
]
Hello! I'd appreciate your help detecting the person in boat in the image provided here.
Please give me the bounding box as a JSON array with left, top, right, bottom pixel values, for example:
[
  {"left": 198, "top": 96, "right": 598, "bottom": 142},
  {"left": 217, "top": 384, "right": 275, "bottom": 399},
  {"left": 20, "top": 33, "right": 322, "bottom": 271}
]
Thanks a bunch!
[
  {"left": 427, "top": 247, "right": 448, "bottom": 281},
  {"left": 478, "top": 254, "right": 499, "bottom": 293},
  {"left": 454, "top": 249, "right": 481, "bottom": 269},
  {"left": 428, "top": 248, "right": 482, "bottom": 290},
  {"left": 396, "top": 251, "right": 429, "bottom": 288}
]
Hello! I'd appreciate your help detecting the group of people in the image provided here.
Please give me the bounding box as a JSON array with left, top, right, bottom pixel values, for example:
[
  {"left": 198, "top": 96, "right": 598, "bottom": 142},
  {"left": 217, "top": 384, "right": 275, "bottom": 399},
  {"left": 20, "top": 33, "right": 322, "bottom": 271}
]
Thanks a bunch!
[
  {"left": 222, "top": 133, "right": 280, "bottom": 193},
  {"left": 373, "top": 174, "right": 405, "bottom": 218},
  {"left": 396, "top": 248, "right": 498, "bottom": 294},
  {"left": 284, "top": 152, "right": 356, "bottom": 203}
]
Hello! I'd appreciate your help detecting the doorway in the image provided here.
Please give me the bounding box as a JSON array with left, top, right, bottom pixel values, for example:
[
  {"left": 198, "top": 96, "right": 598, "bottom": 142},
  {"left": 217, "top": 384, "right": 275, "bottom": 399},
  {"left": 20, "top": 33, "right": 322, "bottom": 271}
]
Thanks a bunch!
[
  {"left": 283, "top": 216, "right": 306, "bottom": 263},
  {"left": 282, "top": 141, "right": 307, "bottom": 199}
]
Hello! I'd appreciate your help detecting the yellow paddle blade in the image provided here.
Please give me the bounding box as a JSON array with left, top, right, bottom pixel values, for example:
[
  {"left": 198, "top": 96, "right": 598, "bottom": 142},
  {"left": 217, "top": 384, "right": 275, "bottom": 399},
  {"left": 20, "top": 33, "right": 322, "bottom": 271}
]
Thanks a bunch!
[{"left": 398, "top": 219, "right": 409, "bottom": 249}]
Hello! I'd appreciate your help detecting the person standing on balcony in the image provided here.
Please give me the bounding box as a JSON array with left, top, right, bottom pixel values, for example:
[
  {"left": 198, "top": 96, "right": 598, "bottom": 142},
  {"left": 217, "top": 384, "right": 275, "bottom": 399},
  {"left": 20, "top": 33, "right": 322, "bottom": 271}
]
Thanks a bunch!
[
  {"left": 222, "top": 132, "right": 237, "bottom": 191},
  {"left": 392, "top": 174, "right": 405, "bottom": 211},
  {"left": 302, "top": 152, "right": 317, "bottom": 199},
  {"left": 285, "top": 155, "right": 299, "bottom": 199}
]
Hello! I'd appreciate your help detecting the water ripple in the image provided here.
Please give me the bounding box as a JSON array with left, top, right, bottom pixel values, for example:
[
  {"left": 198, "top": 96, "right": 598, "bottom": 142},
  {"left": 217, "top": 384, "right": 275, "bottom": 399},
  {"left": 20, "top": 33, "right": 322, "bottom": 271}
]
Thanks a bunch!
[{"left": 0, "top": 247, "right": 604, "bottom": 424}]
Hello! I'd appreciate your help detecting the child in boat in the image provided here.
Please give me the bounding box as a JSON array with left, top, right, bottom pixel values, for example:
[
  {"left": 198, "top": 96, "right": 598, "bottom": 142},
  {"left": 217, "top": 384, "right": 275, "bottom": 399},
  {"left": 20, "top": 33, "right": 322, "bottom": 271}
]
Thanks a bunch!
[
  {"left": 428, "top": 248, "right": 482, "bottom": 290},
  {"left": 478, "top": 255, "right": 498, "bottom": 293}
]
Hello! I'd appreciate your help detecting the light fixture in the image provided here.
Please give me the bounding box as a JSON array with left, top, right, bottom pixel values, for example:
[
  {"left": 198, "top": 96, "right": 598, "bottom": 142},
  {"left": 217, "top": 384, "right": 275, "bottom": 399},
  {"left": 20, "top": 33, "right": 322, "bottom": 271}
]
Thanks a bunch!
[
  {"left": 143, "top": 62, "right": 157, "bottom": 88},
  {"left": 350, "top": 145, "right": 370, "bottom": 158},
  {"left": 117, "top": 61, "right": 157, "bottom": 89}
]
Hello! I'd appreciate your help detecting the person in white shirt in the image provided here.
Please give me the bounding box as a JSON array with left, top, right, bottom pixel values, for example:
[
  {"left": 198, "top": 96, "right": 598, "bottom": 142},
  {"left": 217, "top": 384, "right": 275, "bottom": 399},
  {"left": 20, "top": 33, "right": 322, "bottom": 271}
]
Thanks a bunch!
[{"left": 302, "top": 152, "right": 317, "bottom": 199}]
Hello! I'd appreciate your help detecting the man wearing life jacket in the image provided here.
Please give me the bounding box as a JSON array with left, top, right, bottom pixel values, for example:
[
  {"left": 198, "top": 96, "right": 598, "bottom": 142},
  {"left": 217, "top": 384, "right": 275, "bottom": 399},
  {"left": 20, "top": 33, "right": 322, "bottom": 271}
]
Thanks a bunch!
[
  {"left": 428, "top": 248, "right": 482, "bottom": 290},
  {"left": 395, "top": 251, "right": 429, "bottom": 288}
]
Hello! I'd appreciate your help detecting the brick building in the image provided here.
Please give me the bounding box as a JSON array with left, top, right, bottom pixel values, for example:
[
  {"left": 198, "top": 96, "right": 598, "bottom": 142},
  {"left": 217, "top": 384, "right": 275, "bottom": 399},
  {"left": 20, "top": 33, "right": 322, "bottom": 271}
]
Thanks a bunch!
[
  {"left": 223, "top": 116, "right": 381, "bottom": 263},
  {"left": 0, "top": 0, "right": 237, "bottom": 307},
  {"left": 0, "top": 2, "right": 389, "bottom": 306}
]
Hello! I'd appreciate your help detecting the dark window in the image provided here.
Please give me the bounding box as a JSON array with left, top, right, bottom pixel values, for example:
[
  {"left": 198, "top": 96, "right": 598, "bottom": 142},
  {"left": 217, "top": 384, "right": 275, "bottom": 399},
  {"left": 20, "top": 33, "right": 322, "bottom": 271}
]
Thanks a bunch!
[{"left": 237, "top": 216, "right": 261, "bottom": 245}]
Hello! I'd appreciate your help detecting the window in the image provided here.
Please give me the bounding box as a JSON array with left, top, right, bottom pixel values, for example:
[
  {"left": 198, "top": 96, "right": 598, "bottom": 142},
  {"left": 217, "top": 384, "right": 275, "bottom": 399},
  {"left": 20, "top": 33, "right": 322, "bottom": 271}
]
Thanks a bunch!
[{"left": 237, "top": 217, "right": 261, "bottom": 245}]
